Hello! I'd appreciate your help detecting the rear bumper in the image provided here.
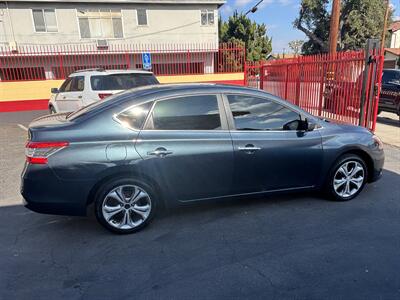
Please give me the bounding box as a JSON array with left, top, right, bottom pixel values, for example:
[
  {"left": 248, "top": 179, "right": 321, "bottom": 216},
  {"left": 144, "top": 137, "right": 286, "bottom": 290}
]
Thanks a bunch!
[
  {"left": 21, "top": 166, "right": 93, "bottom": 216},
  {"left": 22, "top": 197, "right": 85, "bottom": 216}
]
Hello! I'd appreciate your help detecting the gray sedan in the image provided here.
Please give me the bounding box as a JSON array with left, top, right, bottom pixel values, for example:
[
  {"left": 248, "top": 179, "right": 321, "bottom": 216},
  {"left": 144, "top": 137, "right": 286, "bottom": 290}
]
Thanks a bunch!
[{"left": 21, "top": 84, "right": 384, "bottom": 234}]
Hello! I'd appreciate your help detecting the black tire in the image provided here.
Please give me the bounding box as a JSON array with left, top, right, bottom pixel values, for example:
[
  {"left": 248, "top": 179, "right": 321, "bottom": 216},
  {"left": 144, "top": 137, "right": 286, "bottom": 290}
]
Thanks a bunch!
[
  {"left": 325, "top": 154, "right": 368, "bottom": 201},
  {"left": 94, "top": 178, "right": 157, "bottom": 234},
  {"left": 49, "top": 106, "right": 56, "bottom": 114}
]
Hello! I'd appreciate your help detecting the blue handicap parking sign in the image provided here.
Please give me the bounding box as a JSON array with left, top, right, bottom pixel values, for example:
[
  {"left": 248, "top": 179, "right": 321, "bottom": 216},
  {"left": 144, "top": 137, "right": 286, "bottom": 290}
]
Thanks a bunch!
[{"left": 142, "top": 52, "right": 152, "bottom": 70}]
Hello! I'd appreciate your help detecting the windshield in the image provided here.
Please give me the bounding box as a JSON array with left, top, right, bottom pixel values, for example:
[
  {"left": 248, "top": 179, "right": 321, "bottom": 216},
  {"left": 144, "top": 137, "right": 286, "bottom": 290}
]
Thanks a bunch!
[
  {"left": 91, "top": 73, "right": 159, "bottom": 91},
  {"left": 382, "top": 70, "right": 400, "bottom": 84}
]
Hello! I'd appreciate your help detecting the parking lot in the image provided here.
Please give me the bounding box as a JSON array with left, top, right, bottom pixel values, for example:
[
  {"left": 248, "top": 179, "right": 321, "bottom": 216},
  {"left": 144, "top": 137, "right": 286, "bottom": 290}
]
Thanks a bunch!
[{"left": 0, "top": 110, "right": 399, "bottom": 299}]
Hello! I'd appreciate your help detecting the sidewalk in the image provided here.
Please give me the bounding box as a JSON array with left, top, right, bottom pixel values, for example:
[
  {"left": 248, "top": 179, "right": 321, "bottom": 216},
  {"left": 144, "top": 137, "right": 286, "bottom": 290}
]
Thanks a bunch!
[{"left": 375, "top": 112, "right": 400, "bottom": 148}]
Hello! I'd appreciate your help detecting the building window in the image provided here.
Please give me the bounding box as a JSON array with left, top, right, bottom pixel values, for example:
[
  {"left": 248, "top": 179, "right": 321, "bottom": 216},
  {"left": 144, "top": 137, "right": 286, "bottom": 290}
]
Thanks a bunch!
[
  {"left": 32, "top": 9, "right": 58, "bottom": 32},
  {"left": 137, "top": 9, "right": 148, "bottom": 26},
  {"left": 77, "top": 9, "right": 123, "bottom": 39},
  {"left": 201, "top": 9, "right": 214, "bottom": 26}
]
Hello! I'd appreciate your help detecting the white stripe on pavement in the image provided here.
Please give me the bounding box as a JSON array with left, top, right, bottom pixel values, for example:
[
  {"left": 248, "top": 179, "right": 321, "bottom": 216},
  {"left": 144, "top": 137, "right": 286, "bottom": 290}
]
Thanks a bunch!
[{"left": 17, "top": 124, "right": 28, "bottom": 131}]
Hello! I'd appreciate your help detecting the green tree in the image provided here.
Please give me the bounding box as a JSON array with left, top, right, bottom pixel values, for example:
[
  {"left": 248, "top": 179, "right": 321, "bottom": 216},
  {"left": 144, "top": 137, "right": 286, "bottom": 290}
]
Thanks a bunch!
[
  {"left": 294, "top": 0, "right": 330, "bottom": 54},
  {"left": 288, "top": 39, "right": 305, "bottom": 55},
  {"left": 294, "top": 0, "right": 393, "bottom": 54},
  {"left": 219, "top": 11, "right": 272, "bottom": 61}
]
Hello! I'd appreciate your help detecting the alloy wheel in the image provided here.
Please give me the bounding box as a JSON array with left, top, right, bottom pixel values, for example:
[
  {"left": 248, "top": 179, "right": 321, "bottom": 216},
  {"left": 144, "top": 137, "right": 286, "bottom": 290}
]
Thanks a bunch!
[
  {"left": 101, "top": 184, "right": 152, "bottom": 230},
  {"left": 333, "top": 160, "right": 365, "bottom": 199}
]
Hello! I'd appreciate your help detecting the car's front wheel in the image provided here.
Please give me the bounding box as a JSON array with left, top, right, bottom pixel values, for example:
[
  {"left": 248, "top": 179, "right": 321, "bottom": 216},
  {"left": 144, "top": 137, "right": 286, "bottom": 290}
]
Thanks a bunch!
[
  {"left": 326, "top": 154, "right": 368, "bottom": 201},
  {"left": 94, "top": 178, "right": 156, "bottom": 234}
]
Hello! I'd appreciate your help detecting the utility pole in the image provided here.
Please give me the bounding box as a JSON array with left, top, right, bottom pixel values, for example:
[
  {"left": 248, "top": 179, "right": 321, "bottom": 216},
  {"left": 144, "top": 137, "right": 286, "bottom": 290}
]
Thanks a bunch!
[
  {"left": 328, "top": 0, "right": 341, "bottom": 54},
  {"left": 381, "top": 0, "right": 390, "bottom": 52}
]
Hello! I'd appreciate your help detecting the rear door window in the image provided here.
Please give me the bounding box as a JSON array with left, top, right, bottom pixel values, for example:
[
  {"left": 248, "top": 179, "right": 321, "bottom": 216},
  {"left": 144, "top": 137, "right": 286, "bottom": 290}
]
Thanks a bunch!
[
  {"left": 145, "top": 95, "right": 221, "bottom": 130},
  {"left": 91, "top": 73, "right": 159, "bottom": 91}
]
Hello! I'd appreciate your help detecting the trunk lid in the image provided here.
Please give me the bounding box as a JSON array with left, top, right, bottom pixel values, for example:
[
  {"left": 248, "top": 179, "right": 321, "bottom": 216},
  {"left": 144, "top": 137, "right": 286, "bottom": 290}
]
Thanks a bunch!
[
  {"left": 29, "top": 112, "right": 70, "bottom": 128},
  {"left": 28, "top": 113, "right": 72, "bottom": 142}
]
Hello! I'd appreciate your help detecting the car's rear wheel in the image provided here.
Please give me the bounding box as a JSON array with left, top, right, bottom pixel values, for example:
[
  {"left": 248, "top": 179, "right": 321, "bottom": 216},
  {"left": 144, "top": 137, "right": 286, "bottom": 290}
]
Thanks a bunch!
[
  {"left": 94, "top": 178, "right": 156, "bottom": 234},
  {"left": 326, "top": 154, "right": 368, "bottom": 201}
]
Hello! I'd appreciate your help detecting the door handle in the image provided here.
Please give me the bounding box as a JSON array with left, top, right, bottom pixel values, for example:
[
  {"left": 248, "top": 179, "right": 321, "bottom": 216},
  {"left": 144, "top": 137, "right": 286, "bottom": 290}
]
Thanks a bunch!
[
  {"left": 238, "top": 145, "right": 261, "bottom": 153},
  {"left": 62, "top": 96, "right": 66, "bottom": 100},
  {"left": 147, "top": 147, "right": 173, "bottom": 158},
  {"left": 78, "top": 95, "right": 82, "bottom": 99}
]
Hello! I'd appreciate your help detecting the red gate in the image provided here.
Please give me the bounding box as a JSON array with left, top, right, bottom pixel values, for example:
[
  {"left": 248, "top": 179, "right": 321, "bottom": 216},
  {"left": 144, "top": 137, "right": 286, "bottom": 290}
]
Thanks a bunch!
[{"left": 253, "top": 44, "right": 384, "bottom": 131}]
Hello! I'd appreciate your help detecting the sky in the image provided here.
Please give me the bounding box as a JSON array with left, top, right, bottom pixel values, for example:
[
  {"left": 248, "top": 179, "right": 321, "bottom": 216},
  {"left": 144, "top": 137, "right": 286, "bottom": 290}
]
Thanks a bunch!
[{"left": 219, "top": 0, "right": 400, "bottom": 54}]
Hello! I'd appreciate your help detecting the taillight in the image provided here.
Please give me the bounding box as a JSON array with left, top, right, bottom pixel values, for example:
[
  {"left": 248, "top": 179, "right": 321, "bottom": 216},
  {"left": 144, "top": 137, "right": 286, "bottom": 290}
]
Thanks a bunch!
[
  {"left": 98, "top": 93, "right": 112, "bottom": 100},
  {"left": 25, "top": 141, "right": 69, "bottom": 164}
]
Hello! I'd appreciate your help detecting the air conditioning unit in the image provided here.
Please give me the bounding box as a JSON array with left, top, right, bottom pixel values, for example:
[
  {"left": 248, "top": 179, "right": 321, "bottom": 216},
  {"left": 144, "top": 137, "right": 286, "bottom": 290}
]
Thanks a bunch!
[
  {"left": 96, "top": 39, "right": 109, "bottom": 49},
  {"left": 8, "top": 41, "right": 18, "bottom": 53}
]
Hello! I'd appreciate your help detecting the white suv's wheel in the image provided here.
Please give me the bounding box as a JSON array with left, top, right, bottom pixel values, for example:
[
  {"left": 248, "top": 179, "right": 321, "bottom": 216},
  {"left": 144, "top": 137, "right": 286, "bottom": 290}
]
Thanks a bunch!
[
  {"left": 49, "top": 106, "right": 56, "bottom": 114},
  {"left": 94, "top": 178, "right": 156, "bottom": 234}
]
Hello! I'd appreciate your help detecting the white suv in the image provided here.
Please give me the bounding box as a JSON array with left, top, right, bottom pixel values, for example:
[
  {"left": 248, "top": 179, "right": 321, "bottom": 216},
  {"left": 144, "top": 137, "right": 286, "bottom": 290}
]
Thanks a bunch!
[{"left": 48, "top": 69, "right": 159, "bottom": 113}]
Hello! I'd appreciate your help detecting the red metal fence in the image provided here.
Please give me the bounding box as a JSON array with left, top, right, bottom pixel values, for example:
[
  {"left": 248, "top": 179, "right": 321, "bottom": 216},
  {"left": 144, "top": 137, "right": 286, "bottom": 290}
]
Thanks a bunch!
[
  {"left": 246, "top": 50, "right": 384, "bottom": 131},
  {"left": 0, "top": 42, "right": 245, "bottom": 81}
]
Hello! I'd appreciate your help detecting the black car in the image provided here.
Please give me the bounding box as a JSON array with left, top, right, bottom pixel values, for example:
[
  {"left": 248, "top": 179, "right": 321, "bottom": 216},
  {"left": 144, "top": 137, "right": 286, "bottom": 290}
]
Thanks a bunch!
[
  {"left": 21, "top": 84, "right": 384, "bottom": 234},
  {"left": 379, "top": 69, "right": 400, "bottom": 116}
]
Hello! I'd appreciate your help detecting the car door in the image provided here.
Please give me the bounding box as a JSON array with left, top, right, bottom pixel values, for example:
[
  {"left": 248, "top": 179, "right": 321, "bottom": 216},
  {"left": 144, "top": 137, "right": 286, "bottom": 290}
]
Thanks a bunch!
[
  {"left": 223, "top": 93, "right": 323, "bottom": 194},
  {"left": 56, "top": 76, "right": 84, "bottom": 112},
  {"left": 134, "top": 93, "right": 234, "bottom": 202}
]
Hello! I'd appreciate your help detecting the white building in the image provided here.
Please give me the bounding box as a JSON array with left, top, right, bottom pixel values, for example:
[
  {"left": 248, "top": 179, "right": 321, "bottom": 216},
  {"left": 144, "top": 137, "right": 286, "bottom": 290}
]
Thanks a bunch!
[
  {"left": 0, "top": 0, "right": 234, "bottom": 80},
  {"left": 0, "top": 0, "right": 225, "bottom": 49},
  {"left": 389, "top": 21, "right": 400, "bottom": 49}
]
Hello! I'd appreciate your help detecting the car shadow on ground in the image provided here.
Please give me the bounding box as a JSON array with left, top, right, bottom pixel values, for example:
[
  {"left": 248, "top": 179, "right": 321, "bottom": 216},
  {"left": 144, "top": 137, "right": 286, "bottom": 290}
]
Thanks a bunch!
[
  {"left": 1, "top": 169, "right": 399, "bottom": 299},
  {"left": 1, "top": 168, "right": 398, "bottom": 239},
  {"left": 377, "top": 115, "right": 400, "bottom": 127}
]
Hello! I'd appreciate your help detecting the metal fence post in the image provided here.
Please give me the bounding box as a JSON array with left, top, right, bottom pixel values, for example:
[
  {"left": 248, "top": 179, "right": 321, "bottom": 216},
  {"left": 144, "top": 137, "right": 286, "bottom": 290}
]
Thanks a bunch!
[
  {"left": 295, "top": 61, "right": 301, "bottom": 106},
  {"left": 359, "top": 39, "right": 380, "bottom": 126},
  {"left": 260, "top": 64, "right": 264, "bottom": 90},
  {"left": 317, "top": 61, "right": 326, "bottom": 116},
  {"left": 284, "top": 64, "right": 289, "bottom": 100},
  {"left": 244, "top": 62, "right": 248, "bottom": 86}
]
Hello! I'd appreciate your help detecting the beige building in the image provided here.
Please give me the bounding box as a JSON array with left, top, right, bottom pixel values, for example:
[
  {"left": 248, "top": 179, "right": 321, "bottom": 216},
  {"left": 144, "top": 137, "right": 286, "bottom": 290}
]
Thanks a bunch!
[
  {"left": 389, "top": 21, "right": 400, "bottom": 49},
  {"left": 0, "top": 0, "right": 225, "bottom": 49}
]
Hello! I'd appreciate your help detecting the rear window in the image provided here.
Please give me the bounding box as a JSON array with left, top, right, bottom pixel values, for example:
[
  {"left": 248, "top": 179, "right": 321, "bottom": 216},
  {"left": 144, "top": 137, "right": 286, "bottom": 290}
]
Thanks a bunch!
[{"left": 90, "top": 73, "right": 159, "bottom": 91}]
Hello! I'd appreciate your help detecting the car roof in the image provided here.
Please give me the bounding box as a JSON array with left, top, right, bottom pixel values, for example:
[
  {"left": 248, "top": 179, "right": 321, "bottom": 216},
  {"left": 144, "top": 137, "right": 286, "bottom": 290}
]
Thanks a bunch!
[
  {"left": 69, "top": 69, "right": 154, "bottom": 77},
  {"left": 116, "top": 83, "right": 263, "bottom": 100},
  {"left": 69, "top": 83, "right": 317, "bottom": 123}
]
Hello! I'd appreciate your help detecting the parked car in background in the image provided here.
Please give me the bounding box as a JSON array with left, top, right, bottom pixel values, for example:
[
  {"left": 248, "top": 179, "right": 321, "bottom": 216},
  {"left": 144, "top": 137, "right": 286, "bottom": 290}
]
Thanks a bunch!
[
  {"left": 379, "top": 69, "right": 400, "bottom": 117},
  {"left": 48, "top": 69, "right": 159, "bottom": 113},
  {"left": 22, "top": 84, "right": 384, "bottom": 234}
]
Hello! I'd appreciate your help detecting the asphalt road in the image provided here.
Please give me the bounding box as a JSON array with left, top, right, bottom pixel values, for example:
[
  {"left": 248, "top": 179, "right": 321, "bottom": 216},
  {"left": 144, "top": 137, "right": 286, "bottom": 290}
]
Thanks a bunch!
[{"left": 0, "top": 110, "right": 399, "bottom": 300}]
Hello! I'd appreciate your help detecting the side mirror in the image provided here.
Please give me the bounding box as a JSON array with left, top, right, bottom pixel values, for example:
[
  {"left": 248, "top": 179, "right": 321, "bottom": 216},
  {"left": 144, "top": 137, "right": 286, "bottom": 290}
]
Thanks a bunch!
[
  {"left": 51, "top": 88, "right": 59, "bottom": 94},
  {"left": 306, "top": 118, "right": 316, "bottom": 131},
  {"left": 283, "top": 118, "right": 316, "bottom": 131},
  {"left": 283, "top": 119, "right": 301, "bottom": 131}
]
